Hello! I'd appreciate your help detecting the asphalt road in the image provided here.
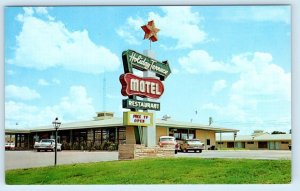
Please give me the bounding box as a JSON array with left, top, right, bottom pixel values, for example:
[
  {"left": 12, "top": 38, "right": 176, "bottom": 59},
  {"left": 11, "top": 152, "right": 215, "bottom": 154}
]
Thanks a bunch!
[{"left": 5, "top": 150, "right": 291, "bottom": 170}]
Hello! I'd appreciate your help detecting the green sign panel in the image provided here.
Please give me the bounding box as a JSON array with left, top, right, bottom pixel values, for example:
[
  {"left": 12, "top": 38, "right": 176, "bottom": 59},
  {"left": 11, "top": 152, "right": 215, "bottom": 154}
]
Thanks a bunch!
[
  {"left": 122, "top": 49, "right": 171, "bottom": 81},
  {"left": 123, "top": 99, "right": 161, "bottom": 111}
]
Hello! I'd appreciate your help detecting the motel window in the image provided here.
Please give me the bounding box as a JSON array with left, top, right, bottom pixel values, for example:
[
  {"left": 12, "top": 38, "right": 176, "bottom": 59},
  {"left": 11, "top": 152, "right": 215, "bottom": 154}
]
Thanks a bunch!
[
  {"left": 258, "top": 141, "right": 268, "bottom": 148},
  {"left": 206, "top": 139, "right": 211, "bottom": 146},
  {"left": 102, "top": 129, "right": 109, "bottom": 142},
  {"left": 188, "top": 130, "right": 195, "bottom": 139},
  {"left": 281, "top": 141, "right": 289, "bottom": 144},
  {"left": 72, "top": 130, "right": 87, "bottom": 145},
  {"left": 108, "top": 129, "right": 116, "bottom": 142},
  {"left": 247, "top": 141, "right": 254, "bottom": 144},
  {"left": 181, "top": 133, "right": 188, "bottom": 140},
  {"left": 5, "top": 134, "right": 15, "bottom": 143},
  {"left": 95, "top": 129, "right": 102, "bottom": 142},
  {"left": 227, "top": 142, "right": 234, "bottom": 148},
  {"left": 169, "top": 128, "right": 195, "bottom": 140},
  {"left": 174, "top": 133, "right": 180, "bottom": 140}
]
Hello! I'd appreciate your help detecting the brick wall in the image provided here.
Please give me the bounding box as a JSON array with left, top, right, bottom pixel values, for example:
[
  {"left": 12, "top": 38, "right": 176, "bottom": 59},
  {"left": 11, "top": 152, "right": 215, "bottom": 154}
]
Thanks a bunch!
[
  {"left": 119, "top": 144, "right": 175, "bottom": 160},
  {"left": 196, "top": 130, "right": 216, "bottom": 149},
  {"left": 156, "top": 127, "right": 168, "bottom": 144},
  {"left": 126, "top": 126, "right": 136, "bottom": 144}
]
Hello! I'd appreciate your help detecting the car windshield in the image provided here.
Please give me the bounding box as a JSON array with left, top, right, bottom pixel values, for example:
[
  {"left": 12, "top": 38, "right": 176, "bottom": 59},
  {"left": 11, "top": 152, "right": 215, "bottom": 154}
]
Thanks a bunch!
[
  {"left": 41, "top": 139, "right": 53, "bottom": 143},
  {"left": 160, "top": 137, "right": 174, "bottom": 142},
  {"left": 187, "top": 140, "right": 201, "bottom": 144}
]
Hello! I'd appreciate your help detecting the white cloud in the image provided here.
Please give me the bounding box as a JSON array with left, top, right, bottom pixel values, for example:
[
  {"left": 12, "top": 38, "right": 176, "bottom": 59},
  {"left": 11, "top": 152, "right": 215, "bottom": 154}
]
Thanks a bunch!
[
  {"left": 202, "top": 51, "right": 291, "bottom": 134},
  {"left": 202, "top": 103, "right": 247, "bottom": 122},
  {"left": 222, "top": 6, "right": 290, "bottom": 24},
  {"left": 38, "top": 79, "right": 50, "bottom": 86},
  {"left": 116, "top": 29, "right": 141, "bottom": 45},
  {"left": 116, "top": 16, "right": 144, "bottom": 45},
  {"left": 172, "top": 68, "right": 180, "bottom": 75},
  {"left": 23, "top": 7, "right": 34, "bottom": 16},
  {"left": 231, "top": 52, "right": 291, "bottom": 101},
  {"left": 118, "top": 7, "right": 207, "bottom": 49},
  {"left": 7, "top": 70, "right": 16, "bottom": 76},
  {"left": 148, "top": 7, "right": 206, "bottom": 49},
  {"left": 38, "top": 78, "right": 60, "bottom": 86},
  {"left": 52, "top": 78, "right": 60, "bottom": 85},
  {"left": 106, "top": 94, "right": 120, "bottom": 99},
  {"left": 5, "top": 86, "right": 96, "bottom": 128},
  {"left": 10, "top": 8, "right": 120, "bottom": 74},
  {"left": 34, "top": 7, "right": 48, "bottom": 15},
  {"left": 212, "top": 80, "right": 227, "bottom": 94},
  {"left": 178, "top": 50, "right": 229, "bottom": 73},
  {"left": 56, "top": 86, "right": 95, "bottom": 121},
  {"left": 6, "top": 85, "right": 40, "bottom": 100}
]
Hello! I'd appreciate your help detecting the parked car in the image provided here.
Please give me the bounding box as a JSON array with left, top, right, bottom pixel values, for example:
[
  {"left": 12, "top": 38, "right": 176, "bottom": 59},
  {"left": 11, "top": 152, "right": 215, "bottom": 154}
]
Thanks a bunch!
[
  {"left": 180, "top": 139, "right": 204, "bottom": 153},
  {"left": 34, "top": 139, "right": 62, "bottom": 152},
  {"left": 158, "top": 136, "right": 179, "bottom": 154},
  {"left": 5, "top": 142, "right": 15, "bottom": 150}
]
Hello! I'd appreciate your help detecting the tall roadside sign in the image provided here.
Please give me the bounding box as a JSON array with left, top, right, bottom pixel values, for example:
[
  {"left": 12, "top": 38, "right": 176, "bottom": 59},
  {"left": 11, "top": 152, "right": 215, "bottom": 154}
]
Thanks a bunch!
[{"left": 120, "top": 20, "right": 171, "bottom": 146}]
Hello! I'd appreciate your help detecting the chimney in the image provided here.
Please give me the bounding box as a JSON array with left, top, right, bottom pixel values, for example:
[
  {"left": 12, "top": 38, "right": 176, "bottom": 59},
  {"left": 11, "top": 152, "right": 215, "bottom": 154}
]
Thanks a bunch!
[{"left": 94, "top": 112, "right": 114, "bottom": 120}]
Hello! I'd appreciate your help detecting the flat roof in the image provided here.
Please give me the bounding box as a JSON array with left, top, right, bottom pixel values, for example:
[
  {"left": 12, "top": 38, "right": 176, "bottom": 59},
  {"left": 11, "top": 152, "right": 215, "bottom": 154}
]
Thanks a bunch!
[
  {"left": 216, "top": 133, "right": 291, "bottom": 141},
  {"left": 5, "top": 117, "right": 239, "bottom": 133}
]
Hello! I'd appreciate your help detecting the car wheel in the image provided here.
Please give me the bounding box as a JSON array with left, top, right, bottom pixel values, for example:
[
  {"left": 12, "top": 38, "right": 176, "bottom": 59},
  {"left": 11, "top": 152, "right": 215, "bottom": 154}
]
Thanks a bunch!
[
  {"left": 199, "top": 149, "right": 202, "bottom": 153},
  {"left": 194, "top": 150, "right": 196, "bottom": 153},
  {"left": 37, "top": 149, "right": 40, "bottom": 152}
]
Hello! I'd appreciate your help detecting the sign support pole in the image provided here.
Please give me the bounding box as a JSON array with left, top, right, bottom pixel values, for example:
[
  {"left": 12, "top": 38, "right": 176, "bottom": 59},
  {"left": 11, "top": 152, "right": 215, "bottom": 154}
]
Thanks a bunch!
[{"left": 143, "top": 49, "right": 157, "bottom": 147}]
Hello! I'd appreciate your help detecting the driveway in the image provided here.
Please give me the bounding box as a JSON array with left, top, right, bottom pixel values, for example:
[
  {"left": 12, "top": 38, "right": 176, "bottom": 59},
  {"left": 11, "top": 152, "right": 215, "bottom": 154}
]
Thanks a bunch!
[
  {"left": 176, "top": 150, "right": 291, "bottom": 160},
  {"left": 5, "top": 150, "right": 118, "bottom": 170}
]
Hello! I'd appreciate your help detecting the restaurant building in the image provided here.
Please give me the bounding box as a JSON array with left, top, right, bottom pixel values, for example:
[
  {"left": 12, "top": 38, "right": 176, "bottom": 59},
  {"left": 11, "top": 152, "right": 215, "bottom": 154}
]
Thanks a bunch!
[{"left": 5, "top": 112, "right": 238, "bottom": 151}]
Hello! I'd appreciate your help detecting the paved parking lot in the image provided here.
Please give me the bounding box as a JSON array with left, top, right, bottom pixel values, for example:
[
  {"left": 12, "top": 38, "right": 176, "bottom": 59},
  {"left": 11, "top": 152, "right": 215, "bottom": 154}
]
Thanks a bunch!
[
  {"left": 176, "top": 150, "right": 291, "bottom": 160},
  {"left": 5, "top": 150, "right": 118, "bottom": 170},
  {"left": 5, "top": 150, "right": 291, "bottom": 170}
]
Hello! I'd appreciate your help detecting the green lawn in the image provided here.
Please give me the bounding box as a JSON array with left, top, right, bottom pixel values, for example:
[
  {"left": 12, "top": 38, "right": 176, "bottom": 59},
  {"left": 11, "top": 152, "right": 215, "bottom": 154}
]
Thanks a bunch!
[{"left": 6, "top": 158, "right": 291, "bottom": 184}]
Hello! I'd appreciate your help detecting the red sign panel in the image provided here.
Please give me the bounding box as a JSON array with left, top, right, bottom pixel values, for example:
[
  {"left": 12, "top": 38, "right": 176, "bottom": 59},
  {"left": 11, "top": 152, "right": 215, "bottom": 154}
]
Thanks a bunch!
[{"left": 120, "top": 73, "right": 164, "bottom": 99}]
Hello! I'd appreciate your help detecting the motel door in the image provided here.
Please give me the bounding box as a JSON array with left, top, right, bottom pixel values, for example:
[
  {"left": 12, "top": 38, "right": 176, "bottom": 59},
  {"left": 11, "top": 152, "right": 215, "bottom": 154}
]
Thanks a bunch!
[
  {"left": 269, "top": 142, "right": 280, "bottom": 150},
  {"left": 269, "top": 142, "right": 275, "bottom": 150}
]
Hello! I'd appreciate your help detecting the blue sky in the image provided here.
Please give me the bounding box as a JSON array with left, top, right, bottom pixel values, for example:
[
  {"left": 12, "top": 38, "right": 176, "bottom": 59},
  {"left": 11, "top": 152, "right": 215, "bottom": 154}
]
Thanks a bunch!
[{"left": 4, "top": 6, "right": 291, "bottom": 135}]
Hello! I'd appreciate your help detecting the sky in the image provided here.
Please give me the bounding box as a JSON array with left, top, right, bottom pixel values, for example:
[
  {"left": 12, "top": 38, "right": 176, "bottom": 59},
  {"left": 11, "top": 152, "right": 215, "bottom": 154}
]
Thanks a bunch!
[{"left": 4, "top": 6, "right": 291, "bottom": 135}]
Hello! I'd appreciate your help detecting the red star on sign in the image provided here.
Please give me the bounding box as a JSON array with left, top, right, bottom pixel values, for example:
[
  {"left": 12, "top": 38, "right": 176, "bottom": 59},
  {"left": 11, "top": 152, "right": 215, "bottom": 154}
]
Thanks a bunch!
[{"left": 141, "top": 20, "right": 160, "bottom": 42}]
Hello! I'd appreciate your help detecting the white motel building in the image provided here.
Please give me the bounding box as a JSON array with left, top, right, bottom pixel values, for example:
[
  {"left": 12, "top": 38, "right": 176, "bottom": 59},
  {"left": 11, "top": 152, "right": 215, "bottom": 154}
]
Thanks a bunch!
[
  {"left": 5, "top": 111, "right": 238, "bottom": 151},
  {"left": 5, "top": 112, "right": 291, "bottom": 151}
]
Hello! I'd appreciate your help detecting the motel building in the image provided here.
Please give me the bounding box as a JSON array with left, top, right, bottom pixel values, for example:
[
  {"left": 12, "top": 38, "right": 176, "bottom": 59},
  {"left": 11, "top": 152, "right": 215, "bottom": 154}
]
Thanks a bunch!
[
  {"left": 216, "top": 130, "right": 292, "bottom": 150},
  {"left": 5, "top": 112, "right": 238, "bottom": 151}
]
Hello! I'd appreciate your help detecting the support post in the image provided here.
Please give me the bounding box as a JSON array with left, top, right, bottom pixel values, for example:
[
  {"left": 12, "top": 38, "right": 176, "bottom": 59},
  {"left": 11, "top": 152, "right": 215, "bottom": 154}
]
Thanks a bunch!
[
  {"left": 55, "top": 129, "right": 58, "bottom": 166},
  {"left": 143, "top": 49, "right": 156, "bottom": 147}
]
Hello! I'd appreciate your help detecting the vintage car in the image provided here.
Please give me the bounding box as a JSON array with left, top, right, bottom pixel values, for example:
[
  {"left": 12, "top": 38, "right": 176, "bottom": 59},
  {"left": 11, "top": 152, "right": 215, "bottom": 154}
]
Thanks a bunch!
[
  {"left": 158, "top": 136, "right": 179, "bottom": 154},
  {"left": 5, "top": 142, "right": 15, "bottom": 150},
  {"left": 180, "top": 139, "right": 205, "bottom": 153},
  {"left": 34, "top": 139, "right": 62, "bottom": 152}
]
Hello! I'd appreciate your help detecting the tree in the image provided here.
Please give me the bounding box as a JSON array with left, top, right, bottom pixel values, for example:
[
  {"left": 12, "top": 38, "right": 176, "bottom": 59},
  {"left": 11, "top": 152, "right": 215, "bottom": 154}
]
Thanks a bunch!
[{"left": 271, "top": 131, "right": 286, "bottom": 134}]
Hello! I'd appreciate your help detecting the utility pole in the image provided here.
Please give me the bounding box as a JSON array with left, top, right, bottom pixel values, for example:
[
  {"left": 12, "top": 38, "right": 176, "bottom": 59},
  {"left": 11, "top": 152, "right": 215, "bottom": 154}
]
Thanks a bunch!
[
  {"left": 209, "top": 117, "right": 213, "bottom": 126},
  {"left": 103, "top": 76, "right": 106, "bottom": 112}
]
